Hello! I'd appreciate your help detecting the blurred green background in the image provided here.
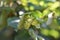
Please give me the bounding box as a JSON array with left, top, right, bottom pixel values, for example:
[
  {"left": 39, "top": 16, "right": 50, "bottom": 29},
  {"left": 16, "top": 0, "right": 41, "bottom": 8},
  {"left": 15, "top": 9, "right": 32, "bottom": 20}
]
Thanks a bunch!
[{"left": 0, "top": 0, "right": 60, "bottom": 40}]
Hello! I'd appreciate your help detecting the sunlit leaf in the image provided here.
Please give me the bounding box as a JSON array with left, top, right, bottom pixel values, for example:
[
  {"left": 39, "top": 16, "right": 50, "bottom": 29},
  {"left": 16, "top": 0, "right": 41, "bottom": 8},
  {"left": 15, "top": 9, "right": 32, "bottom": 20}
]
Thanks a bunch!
[
  {"left": 41, "top": 29, "right": 49, "bottom": 36},
  {"left": 21, "top": 0, "right": 28, "bottom": 6},
  {"left": 18, "top": 14, "right": 34, "bottom": 30},
  {"left": 39, "top": 1, "right": 44, "bottom": 6},
  {"left": 47, "top": 2, "right": 53, "bottom": 7},
  {"left": 29, "top": 6, "right": 34, "bottom": 10},
  {"left": 43, "top": 9, "right": 50, "bottom": 16},
  {"left": 49, "top": 1, "right": 59, "bottom": 10},
  {"left": 49, "top": 29, "right": 59, "bottom": 38},
  {"left": 31, "top": 11, "right": 43, "bottom": 18},
  {"left": 24, "top": 6, "right": 29, "bottom": 11},
  {"left": 55, "top": 7, "right": 60, "bottom": 16},
  {"left": 29, "top": 0, "right": 39, "bottom": 5}
]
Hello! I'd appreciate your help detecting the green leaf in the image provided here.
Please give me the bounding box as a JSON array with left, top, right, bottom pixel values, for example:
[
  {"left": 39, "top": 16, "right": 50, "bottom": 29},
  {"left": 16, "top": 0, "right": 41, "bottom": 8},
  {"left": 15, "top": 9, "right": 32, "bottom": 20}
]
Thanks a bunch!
[
  {"left": 29, "top": 6, "right": 34, "bottom": 10},
  {"left": 31, "top": 11, "right": 43, "bottom": 18},
  {"left": 55, "top": 7, "right": 60, "bottom": 16},
  {"left": 43, "top": 9, "right": 50, "bottom": 16},
  {"left": 49, "top": 29, "right": 59, "bottom": 38},
  {"left": 29, "top": 0, "right": 39, "bottom": 5},
  {"left": 49, "top": 1, "right": 59, "bottom": 10},
  {"left": 21, "top": 0, "right": 28, "bottom": 6},
  {"left": 41, "top": 29, "right": 49, "bottom": 36}
]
